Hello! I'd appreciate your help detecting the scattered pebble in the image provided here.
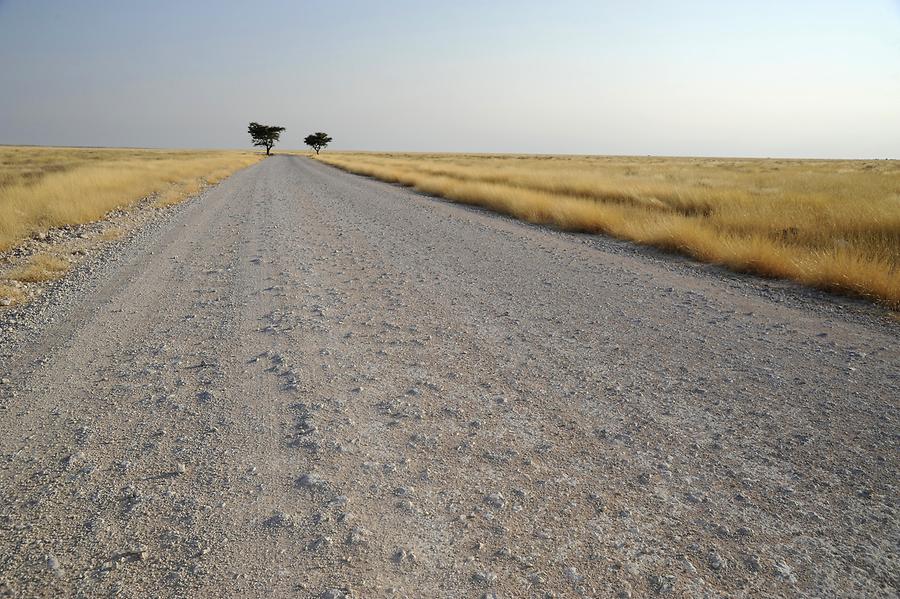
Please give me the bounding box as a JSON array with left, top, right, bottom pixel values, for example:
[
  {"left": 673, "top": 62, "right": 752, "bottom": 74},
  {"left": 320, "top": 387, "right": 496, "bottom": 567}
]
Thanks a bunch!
[
  {"left": 296, "top": 473, "right": 326, "bottom": 490},
  {"left": 64, "top": 451, "right": 86, "bottom": 469},
  {"left": 391, "top": 547, "right": 416, "bottom": 563},
  {"left": 46, "top": 554, "right": 63, "bottom": 577},
  {"left": 708, "top": 551, "right": 726, "bottom": 571},
  {"left": 648, "top": 574, "right": 675, "bottom": 594},
  {"left": 262, "top": 511, "right": 294, "bottom": 529},
  {"left": 564, "top": 566, "right": 583, "bottom": 584},
  {"left": 745, "top": 555, "right": 762, "bottom": 572},
  {"left": 308, "top": 536, "right": 332, "bottom": 551},
  {"left": 473, "top": 570, "right": 497, "bottom": 586},
  {"left": 774, "top": 561, "right": 797, "bottom": 583},
  {"left": 346, "top": 526, "right": 370, "bottom": 546},
  {"left": 484, "top": 492, "right": 505, "bottom": 509},
  {"left": 394, "top": 486, "right": 413, "bottom": 497}
]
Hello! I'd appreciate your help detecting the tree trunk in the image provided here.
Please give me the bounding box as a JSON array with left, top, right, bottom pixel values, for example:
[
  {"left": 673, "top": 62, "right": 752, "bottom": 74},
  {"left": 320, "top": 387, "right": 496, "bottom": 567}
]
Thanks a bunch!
[{"left": 266, "top": 144, "right": 271, "bottom": 156}]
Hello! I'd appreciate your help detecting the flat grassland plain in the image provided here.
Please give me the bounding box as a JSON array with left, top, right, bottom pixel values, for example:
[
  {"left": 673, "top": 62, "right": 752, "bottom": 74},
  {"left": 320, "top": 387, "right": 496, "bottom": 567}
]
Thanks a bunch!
[
  {"left": 317, "top": 153, "right": 900, "bottom": 308},
  {"left": 0, "top": 146, "right": 261, "bottom": 252}
]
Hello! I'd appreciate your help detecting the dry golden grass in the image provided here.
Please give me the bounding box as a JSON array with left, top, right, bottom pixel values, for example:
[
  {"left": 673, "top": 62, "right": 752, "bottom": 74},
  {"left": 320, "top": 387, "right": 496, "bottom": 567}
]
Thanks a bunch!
[
  {"left": 0, "top": 146, "right": 262, "bottom": 251},
  {"left": 99, "top": 227, "right": 125, "bottom": 241},
  {"left": 316, "top": 152, "right": 900, "bottom": 308},
  {"left": 0, "top": 284, "right": 26, "bottom": 306},
  {"left": 8, "top": 253, "right": 71, "bottom": 282}
]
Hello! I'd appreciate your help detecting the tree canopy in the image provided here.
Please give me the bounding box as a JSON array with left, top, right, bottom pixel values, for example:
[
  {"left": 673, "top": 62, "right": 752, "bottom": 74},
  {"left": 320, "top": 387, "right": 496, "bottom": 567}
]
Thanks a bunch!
[
  {"left": 248, "top": 122, "right": 286, "bottom": 155},
  {"left": 304, "top": 132, "right": 333, "bottom": 155}
]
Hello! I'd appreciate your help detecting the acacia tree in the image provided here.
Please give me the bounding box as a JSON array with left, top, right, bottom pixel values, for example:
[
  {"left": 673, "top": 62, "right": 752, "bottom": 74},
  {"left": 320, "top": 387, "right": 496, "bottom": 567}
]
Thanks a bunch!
[
  {"left": 248, "top": 122, "right": 286, "bottom": 155},
  {"left": 304, "top": 132, "right": 333, "bottom": 155}
]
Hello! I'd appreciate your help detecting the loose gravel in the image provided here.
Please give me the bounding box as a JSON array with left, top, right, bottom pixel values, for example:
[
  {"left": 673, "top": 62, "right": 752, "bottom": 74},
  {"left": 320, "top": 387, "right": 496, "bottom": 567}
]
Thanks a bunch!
[{"left": 0, "top": 156, "right": 897, "bottom": 598}]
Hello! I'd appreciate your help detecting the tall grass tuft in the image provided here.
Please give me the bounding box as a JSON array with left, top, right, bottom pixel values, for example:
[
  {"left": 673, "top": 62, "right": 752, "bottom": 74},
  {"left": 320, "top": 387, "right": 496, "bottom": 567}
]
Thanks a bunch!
[{"left": 8, "top": 253, "right": 70, "bottom": 282}]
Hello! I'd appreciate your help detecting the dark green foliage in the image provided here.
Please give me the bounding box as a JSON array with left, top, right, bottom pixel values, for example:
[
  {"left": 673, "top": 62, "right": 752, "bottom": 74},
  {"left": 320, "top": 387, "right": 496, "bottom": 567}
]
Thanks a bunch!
[
  {"left": 248, "top": 122, "right": 286, "bottom": 155},
  {"left": 304, "top": 132, "right": 333, "bottom": 155}
]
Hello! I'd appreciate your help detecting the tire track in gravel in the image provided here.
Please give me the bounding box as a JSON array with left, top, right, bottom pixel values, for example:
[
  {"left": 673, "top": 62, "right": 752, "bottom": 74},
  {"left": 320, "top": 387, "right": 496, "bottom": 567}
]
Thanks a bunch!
[{"left": 1, "top": 155, "right": 897, "bottom": 598}]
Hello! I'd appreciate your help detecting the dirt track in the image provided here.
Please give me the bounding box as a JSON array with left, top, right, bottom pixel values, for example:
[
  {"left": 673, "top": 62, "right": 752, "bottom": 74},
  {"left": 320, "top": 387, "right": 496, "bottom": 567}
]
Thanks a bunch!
[{"left": 0, "top": 156, "right": 897, "bottom": 598}]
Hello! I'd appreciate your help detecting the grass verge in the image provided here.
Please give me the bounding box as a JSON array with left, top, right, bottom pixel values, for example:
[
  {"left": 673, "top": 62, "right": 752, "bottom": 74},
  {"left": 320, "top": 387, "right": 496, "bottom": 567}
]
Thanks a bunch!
[
  {"left": 8, "top": 254, "right": 71, "bottom": 283},
  {"left": 315, "top": 152, "right": 900, "bottom": 309},
  {"left": 0, "top": 146, "right": 262, "bottom": 252}
]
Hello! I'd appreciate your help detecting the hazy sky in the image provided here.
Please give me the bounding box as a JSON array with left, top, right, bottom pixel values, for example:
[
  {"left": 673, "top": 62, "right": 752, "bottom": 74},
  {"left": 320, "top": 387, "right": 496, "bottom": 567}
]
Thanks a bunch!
[{"left": 1, "top": 0, "right": 898, "bottom": 157}]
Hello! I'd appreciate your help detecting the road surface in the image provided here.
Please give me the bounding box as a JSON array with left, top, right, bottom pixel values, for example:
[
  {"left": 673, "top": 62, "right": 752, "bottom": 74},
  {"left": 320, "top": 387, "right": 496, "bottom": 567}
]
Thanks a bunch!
[{"left": 1, "top": 156, "right": 897, "bottom": 598}]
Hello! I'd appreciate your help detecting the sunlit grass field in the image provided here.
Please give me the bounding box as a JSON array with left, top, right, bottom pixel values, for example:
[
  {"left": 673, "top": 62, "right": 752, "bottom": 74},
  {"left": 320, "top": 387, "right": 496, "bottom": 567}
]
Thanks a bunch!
[
  {"left": 316, "top": 152, "right": 900, "bottom": 308},
  {"left": 0, "top": 146, "right": 262, "bottom": 252}
]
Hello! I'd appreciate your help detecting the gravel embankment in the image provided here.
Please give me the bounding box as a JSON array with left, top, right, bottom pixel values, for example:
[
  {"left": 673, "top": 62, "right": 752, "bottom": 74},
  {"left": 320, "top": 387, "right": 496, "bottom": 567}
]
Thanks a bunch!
[{"left": 0, "top": 156, "right": 897, "bottom": 598}]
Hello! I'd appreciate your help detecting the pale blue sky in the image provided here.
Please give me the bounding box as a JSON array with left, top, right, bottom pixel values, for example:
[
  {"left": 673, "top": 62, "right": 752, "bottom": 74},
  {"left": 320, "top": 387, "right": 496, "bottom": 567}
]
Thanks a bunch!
[{"left": 1, "top": 0, "right": 898, "bottom": 157}]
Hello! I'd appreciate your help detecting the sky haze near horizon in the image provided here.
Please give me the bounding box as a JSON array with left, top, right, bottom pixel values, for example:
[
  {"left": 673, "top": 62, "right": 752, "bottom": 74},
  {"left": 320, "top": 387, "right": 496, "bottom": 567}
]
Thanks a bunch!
[{"left": 1, "top": 0, "right": 898, "bottom": 158}]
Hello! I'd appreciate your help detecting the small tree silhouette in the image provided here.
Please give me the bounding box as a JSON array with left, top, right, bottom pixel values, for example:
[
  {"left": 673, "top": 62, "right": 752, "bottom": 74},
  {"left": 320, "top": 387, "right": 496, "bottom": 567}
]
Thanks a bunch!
[
  {"left": 304, "top": 132, "right": 333, "bottom": 155},
  {"left": 248, "top": 122, "right": 286, "bottom": 155}
]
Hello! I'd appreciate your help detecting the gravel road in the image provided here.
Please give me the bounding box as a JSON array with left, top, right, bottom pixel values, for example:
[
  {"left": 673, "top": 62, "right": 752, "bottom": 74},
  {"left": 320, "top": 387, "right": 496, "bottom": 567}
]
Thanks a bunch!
[{"left": 0, "top": 156, "right": 897, "bottom": 598}]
